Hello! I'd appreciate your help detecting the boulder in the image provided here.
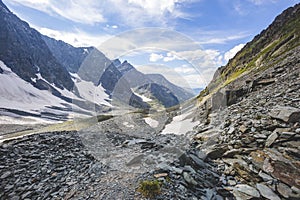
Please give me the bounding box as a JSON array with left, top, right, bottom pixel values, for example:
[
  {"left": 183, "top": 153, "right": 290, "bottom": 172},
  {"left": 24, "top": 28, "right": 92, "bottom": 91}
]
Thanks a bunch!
[
  {"left": 269, "top": 106, "right": 300, "bottom": 123},
  {"left": 256, "top": 183, "right": 280, "bottom": 200}
]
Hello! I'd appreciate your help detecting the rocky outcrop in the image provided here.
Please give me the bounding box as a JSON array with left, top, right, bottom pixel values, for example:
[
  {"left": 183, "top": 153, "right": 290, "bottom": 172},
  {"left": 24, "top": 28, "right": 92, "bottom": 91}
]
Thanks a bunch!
[
  {"left": 0, "top": 1, "right": 73, "bottom": 91},
  {"left": 42, "top": 35, "right": 94, "bottom": 73}
]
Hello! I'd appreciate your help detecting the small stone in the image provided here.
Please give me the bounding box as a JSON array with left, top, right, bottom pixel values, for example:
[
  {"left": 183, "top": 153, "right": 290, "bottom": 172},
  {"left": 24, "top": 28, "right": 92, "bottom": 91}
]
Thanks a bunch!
[
  {"left": 235, "top": 184, "right": 260, "bottom": 198},
  {"left": 5, "top": 184, "right": 14, "bottom": 191},
  {"left": 183, "top": 172, "right": 197, "bottom": 185},
  {"left": 279, "top": 132, "right": 296, "bottom": 139},
  {"left": 154, "top": 173, "right": 168, "bottom": 178},
  {"left": 239, "top": 125, "right": 247, "bottom": 133},
  {"left": 21, "top": 191, "right": 32, "bottom": 199},
  {"left": 228, "top": 179, "right": 237, "bottom": 186},
  {"left": 232, "top": 189, "right": 252, "bottom": 200},
  {"left": 254, "top": 133, "right": 267, "bottom": 139},
  {"left": 183, "top": 165, "right": 196, "bottom": 174},
  {"left": 11, "top": 196, "right": 20, "bottom": 200},
  {"left": 296, "top": 128, "right": 300, "bottom": 134},
  {"left": 291, "top": 186, "right": 300, "bottom": 194},
  {"left": 223, "top": 149, "right": 242, "bottom": 158},
  {"left": 1, "top": 171, "right": 12, "bottom": 179},
  {"left": 256, "top": 183, "right": 280, "bottom": 200},
  {"left": 258, "top": 171, "right": 273, "bottom": 181},
  {"left": 228, "top": 127, "right": 235, "bottom": 134},
  {"left": 172, "top": 167, "right": 183, "bottom": 174},
  {"left": 205, "top": 145, "right": 228, "bottom": 160},
  {"left": 277, "top": 182, "right": 292, "bottom": 198},
  {"left": 190, "top": 154, "right": 206, "bottom": 169},
  {"left": 265, "top": 132, "right": 278, "bottom": 147}
]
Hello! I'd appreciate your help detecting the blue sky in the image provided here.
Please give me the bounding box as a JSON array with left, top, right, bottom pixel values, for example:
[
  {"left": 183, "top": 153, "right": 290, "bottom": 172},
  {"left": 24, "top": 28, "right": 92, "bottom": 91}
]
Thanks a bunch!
[{"left": 3, "top": 0, "right": 299, "bottom": 89}]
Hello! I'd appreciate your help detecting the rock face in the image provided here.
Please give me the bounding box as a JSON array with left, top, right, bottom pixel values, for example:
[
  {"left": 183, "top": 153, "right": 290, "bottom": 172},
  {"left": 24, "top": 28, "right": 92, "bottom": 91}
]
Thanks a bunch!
[
  {"left": 114, "top": 60, "right": 194, "bottom": 104},
  {"left": 136, "top": 83, "right": 179, "bottom": 108},
  {"left": 42, "top": 35, "right": 94, "bottom": 73},
  {"left": 0, "top": 2, "right": 73, "bottom": 91}
]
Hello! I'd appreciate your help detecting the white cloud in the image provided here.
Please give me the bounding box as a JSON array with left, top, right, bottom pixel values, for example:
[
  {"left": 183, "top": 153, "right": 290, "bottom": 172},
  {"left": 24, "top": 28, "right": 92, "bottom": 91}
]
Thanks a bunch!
[
  {"left": 163, "top": 52, "right": 181, "bottom": 62},
  {"left": 8, "top": 0, "right": 106, "bottom": 25},
  {"left": 198, "top": 33, "right": 248, "bottom": 44},
  {"left": 174, "top": 65, "right": 197, "bottom": 74},
  {"left": 136, "top": 64, "right": 195, "bottom": 88},
  {"left": 247, "top": 0, "right": 278, "bottom": 5},
  {"left": 7, "top": 0, "right": 196, "bottom": 27},
  {"left": 224, "top": 43, "right": 245, "bottom": 62},
  {"left": 34, "top": 26, "right": 112, "bottom": 47},
  {"left": 149, "top": 53, "right": 164, "bottom": 62}
]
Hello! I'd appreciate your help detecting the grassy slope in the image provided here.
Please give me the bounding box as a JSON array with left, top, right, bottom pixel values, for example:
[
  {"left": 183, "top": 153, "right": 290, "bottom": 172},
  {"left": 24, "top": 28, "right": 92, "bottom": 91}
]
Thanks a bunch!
[{"left": 203, "top": 3, "right": 300, "bottom": 97}]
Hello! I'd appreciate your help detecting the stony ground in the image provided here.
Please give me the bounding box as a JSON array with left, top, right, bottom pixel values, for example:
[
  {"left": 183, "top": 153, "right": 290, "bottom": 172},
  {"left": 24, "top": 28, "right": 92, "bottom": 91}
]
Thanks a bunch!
[{"left": 1, "top": 52, "right": 300, "bottom": 200}]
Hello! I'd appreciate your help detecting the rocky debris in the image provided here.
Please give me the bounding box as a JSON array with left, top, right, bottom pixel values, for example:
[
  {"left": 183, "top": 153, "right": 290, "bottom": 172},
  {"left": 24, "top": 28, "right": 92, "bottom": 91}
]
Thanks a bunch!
[
  {"left": 0, "top": 131, "right": 107, "bottom": 199},
  {"left": 135, "top": 148, "right": 226, "bottom": 199},
  {"left": 188, "top": 51, "right": 300, "bottom": 199}
]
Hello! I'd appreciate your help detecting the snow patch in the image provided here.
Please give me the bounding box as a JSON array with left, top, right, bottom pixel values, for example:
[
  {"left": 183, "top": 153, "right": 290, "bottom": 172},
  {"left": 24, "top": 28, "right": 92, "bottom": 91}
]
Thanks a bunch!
[
  {"left": 161, "top": 111, "right": 198, "bottom": 135},
  {"left": 70, "top": 73, "right": 112, "bottom": 107},
  {"left": 123, "top": 122, "right": 134, "bottom": 128},
  {"left": 144, "top": 117, "right": 159, "bottom": 128},
  {"left": 0, "top": 115, "right": 56, "bottom": 125},
  {"left": 132, "top": 91, "right": 152, "bottom": 102},
  {"left": 0, "top": 61, "right": 89, "bottom": 120}
]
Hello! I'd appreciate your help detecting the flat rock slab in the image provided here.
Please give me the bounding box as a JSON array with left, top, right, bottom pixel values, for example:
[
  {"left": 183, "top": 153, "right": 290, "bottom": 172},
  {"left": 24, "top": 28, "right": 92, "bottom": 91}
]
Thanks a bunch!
[{"left": 269, "top": 106, "right": 300, "bottom": 123}]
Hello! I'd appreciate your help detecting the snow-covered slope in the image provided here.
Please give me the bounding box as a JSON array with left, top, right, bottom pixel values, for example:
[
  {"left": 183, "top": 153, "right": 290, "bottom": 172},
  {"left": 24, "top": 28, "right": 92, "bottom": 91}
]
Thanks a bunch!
[
  {"left": 70, "top": 73, "right": 111, "bottom": 107},
  {"left": 0, "top": 61, "right": 111, "bottom": 122},
  {"left": 0, "top": 61, "right": 66, "bottom": 113}
]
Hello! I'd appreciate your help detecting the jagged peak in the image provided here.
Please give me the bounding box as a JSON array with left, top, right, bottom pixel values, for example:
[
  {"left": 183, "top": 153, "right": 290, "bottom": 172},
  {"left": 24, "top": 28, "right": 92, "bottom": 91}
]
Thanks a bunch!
[{"left": 0, "top": 0, "right": 10, "bottom": 13}]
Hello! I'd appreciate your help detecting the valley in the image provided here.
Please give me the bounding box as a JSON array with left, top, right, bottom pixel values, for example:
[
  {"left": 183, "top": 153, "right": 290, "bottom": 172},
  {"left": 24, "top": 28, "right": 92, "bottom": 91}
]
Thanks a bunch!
[{"left": 1, "top": 1, "right": 300, "bottom": 200}]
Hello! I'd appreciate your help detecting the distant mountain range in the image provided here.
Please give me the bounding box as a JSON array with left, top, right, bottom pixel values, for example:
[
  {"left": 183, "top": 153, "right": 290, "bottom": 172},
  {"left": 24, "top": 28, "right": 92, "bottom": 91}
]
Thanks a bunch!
[{"left": 0, "top": 0, "right": 194, "bottom": 122}]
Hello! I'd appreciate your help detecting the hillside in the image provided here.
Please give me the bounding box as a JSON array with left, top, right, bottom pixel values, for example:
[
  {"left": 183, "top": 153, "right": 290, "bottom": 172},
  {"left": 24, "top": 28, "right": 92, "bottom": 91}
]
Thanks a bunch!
[{"left": 206, "top": 3, "right": 300, "bottom": 97}]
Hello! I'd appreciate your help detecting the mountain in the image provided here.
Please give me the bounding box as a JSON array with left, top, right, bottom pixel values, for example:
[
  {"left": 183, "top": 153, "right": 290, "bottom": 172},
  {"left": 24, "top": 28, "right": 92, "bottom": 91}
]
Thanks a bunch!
[
  {"left": 0, "top": 2, "right": 73, "bottom": 91},
  {"left": 42, "top": 35, "right": 94, "bottom": 73},
  {"left": 146, "top": 74, "right": 194, "bottom": 102},
  {"left": 1, "top": 2, "right": 300, "bottom": 200},
  {"left": 114, "top": 60, "right": 194, "bottom": 106},
  {"left": 206, "top": 3, "right": 300, "bottom": 98},
  {"left": 0, "top": 0, "right": 194, "bottom": 122}
]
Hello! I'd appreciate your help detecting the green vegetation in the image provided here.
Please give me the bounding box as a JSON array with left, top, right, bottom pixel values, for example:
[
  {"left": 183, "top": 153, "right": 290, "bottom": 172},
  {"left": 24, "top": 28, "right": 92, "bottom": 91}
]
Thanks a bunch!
[{"left": 137, "top": 179, "right": 162, "bottom": 199}]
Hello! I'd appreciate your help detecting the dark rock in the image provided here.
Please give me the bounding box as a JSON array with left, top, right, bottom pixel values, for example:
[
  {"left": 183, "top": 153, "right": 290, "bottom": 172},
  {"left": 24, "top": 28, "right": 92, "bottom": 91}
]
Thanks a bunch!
[
  {"left": 205, "top": 145, "right": 228, "bottom": 160},
  {"left": 183, "top": 172, "right": 197, "bottom": 186}
]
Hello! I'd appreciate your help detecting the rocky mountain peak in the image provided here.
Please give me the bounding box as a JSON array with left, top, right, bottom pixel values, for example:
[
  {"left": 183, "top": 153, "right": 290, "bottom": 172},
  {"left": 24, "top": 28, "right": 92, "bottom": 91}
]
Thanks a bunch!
[
  {"left": 0, "top": 2, "right": 74, "bottom": 91},
  {"left": 115, "top": 60, "right": 135, "bottom": 75},
  {"left": 0, "top": 0, "right": 10, "bottom": 13}
]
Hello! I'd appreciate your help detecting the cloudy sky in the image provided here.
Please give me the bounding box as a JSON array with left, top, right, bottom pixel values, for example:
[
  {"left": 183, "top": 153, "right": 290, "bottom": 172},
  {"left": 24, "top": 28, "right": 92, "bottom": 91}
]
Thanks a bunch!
[{"left": 3, "top": 0, "right": 298, "bottom": 89}]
